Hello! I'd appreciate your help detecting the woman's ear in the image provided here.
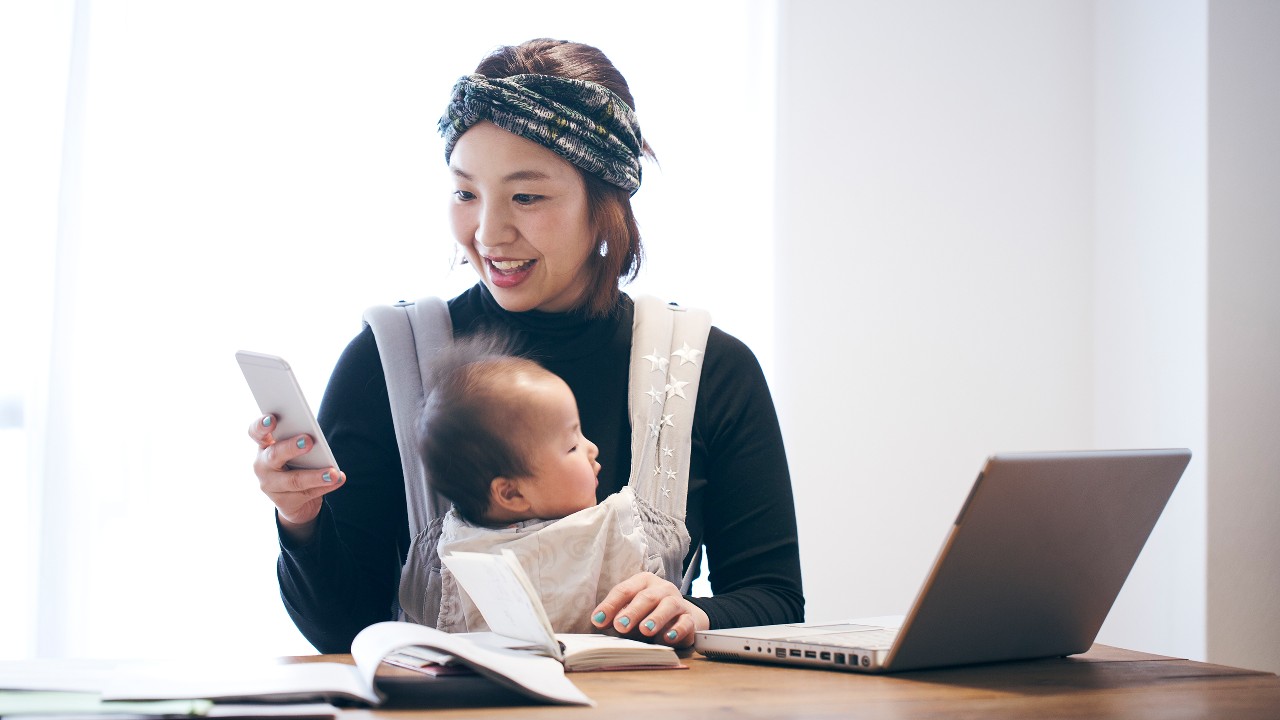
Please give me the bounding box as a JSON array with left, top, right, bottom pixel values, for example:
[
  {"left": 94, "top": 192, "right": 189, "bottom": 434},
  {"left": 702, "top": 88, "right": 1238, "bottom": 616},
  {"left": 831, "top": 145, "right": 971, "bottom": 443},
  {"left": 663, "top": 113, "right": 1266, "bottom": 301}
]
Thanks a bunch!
[{"left": 489, "top": 476, "right": 532, "bottom": 517}]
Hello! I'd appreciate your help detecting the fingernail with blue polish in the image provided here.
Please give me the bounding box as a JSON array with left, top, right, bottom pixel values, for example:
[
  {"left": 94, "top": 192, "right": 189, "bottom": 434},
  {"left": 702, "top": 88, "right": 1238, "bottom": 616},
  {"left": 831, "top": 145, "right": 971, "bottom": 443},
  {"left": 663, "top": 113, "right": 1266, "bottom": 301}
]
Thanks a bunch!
[
  {"left": 619, "top": 616, "right": 630, "bottom": 628},
  {"left": 262, "top": 416, "right": 272, "bottom": 427},
  {"left": 644, "top": 620, "right": 656, "bottom": 631},
  {"left": 323, "top": 472, "right": 332, "bottom": 483},
  {"left": 667, "top": 630, "right": 678, "bottom": 640},
  {"left": 592, "top": 611, "right": 606, "bottom": 624},
  {"left": 296, "top": 438, "right": 306, "bottom": 449}
]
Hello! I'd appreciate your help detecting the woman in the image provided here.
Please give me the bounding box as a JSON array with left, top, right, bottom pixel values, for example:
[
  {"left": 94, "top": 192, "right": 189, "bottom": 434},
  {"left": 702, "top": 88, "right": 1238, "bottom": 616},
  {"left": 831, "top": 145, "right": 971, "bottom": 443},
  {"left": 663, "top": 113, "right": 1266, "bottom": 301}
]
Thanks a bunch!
[{"left": 249, "top": 38, "right": 803, "bottom": 653}]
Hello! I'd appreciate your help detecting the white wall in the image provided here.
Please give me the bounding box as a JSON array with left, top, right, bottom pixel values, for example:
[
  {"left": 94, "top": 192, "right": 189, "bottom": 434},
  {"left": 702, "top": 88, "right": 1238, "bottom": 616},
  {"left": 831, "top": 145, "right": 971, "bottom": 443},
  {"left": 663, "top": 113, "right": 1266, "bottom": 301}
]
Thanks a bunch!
[
  {"left": 775, "top": 0, "right": 1224, "bottom": 662},
  {"left": 1207, "top": 0, "right": 1280, "bottom": 674},
  {"left": 1092, "top": 0, "right": 1207, "bottom": 660},
  {"left": 775, "top": 0, "right": 1096, "bottom": 630}
]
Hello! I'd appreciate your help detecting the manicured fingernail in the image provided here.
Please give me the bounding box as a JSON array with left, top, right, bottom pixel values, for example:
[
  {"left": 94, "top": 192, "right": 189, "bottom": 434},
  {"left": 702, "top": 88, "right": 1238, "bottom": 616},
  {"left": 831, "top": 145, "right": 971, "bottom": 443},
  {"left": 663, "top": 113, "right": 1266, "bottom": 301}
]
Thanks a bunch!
[
  {"left": 592, "top": 611, "right": 606, "bottom": 624},
  {"left": 644, "top": 620, "right": 656, "bottom": 631},
  {"left": 262, "top": 416, "right": 272, "bottom": 427},
  {"left": 322, "top": 472, "right": 332, "bottom": 483},
  {"left": 667, "top": 630, "right": 678, "bottom": 640},
  {"left": 618, "top": 616, "right": 630, "bottom": 628},
  {"left": 296, "top": 438, "right": 306, "bottom": 449}
]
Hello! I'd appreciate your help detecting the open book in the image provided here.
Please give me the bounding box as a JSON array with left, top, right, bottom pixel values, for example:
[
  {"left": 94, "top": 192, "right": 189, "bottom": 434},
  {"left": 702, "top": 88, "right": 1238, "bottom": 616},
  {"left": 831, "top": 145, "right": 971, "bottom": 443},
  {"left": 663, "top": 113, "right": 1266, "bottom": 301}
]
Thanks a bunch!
[
  {"left": 98, "top": 622, "right": 592, "bottom": 707},
  {"left": 439, "top": 550, "right": 682, "bottom": 672}
]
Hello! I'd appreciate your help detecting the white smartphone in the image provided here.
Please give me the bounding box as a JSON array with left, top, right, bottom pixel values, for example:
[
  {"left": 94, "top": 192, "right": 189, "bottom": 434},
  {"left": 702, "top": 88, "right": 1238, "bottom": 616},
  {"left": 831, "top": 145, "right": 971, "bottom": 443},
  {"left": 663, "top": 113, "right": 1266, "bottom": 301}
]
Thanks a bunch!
[{"left": 236, "top": 350, "right": 340, "bottom": 472}]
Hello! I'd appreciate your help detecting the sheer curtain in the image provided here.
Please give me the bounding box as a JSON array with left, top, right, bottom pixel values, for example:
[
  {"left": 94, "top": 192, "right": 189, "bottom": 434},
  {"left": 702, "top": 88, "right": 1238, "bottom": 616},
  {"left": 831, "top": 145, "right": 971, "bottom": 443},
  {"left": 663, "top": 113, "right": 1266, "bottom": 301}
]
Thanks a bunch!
[
  {"left": 3, "top": 1, "right": 776, "bottom": 659},
  {"left": 0, "top": 0, "right": 76, "bottom": 661}
]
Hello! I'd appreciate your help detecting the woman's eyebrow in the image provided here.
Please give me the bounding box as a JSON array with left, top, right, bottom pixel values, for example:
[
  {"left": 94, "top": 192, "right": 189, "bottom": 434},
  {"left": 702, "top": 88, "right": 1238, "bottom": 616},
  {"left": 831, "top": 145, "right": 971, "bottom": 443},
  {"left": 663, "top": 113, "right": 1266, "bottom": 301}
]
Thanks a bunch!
[
  {"left": 503, "top": 169, "right": 552, "bottom": 182},
  {"left": 450, "top": 167, "right": 553, "bottom": 183}
]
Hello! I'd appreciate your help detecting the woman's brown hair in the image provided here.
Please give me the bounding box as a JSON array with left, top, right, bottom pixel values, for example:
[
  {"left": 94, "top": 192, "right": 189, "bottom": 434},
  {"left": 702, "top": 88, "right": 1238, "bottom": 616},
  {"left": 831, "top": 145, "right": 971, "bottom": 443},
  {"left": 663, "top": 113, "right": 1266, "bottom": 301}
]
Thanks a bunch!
[{"left": 474, "top": 39, "right": 653, "bottom": 317}]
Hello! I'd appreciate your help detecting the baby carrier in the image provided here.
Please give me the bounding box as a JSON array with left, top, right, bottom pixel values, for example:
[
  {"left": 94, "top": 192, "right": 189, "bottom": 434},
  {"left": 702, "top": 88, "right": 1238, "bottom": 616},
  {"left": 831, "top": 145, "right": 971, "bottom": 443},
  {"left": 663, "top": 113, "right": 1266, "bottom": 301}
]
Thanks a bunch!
[{"left": 362, "top": 295, "right": 711, "bottom": 630}]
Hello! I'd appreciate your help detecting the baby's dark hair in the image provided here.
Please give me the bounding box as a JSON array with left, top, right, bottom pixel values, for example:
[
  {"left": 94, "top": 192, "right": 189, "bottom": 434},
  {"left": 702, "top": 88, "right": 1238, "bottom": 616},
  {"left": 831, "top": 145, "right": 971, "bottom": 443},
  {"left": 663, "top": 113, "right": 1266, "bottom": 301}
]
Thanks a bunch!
[{"left": 417, "top": 332, "right": 548, "bottom": 526}]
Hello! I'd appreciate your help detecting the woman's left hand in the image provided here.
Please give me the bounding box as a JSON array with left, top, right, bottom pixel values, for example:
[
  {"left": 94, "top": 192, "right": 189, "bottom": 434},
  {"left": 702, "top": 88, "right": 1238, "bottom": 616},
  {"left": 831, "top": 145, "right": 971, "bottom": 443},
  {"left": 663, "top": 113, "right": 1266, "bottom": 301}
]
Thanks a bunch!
[{"left": 590, "top": 572, "right": 709, "bottom": 648}]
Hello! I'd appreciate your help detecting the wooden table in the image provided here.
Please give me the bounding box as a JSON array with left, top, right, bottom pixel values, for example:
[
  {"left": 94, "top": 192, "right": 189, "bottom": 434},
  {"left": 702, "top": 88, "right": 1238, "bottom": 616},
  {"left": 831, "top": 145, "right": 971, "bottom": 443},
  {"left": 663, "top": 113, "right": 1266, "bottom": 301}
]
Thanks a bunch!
[{"left": 308, "top": 645, "right": 1280, "bottom": 719}]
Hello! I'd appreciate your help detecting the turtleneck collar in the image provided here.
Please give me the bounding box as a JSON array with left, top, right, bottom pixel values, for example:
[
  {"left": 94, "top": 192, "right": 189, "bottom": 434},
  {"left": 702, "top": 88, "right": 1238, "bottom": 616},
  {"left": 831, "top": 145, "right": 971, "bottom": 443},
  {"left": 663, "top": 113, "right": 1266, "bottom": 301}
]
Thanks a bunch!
[{"left": 458, "top": 283, "right": 632, "bottom": 362}]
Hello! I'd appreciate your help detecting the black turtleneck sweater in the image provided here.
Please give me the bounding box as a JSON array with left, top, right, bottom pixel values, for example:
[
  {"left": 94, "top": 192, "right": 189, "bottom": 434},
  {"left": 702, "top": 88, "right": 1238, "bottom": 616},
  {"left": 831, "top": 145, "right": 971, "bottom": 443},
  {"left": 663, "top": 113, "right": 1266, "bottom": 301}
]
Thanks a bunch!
[{"left": 277, "top": 284, "right": 804, "bottom": 653}]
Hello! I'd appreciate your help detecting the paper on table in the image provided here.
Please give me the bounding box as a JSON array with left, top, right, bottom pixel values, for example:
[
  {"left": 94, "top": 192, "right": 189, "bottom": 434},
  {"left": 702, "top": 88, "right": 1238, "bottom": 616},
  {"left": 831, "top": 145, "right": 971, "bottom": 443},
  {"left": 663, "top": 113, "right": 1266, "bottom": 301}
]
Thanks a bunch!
[
  {"left": 352, "top": 622, "right": 591, "bottom": 706},
  {"left": 100, "top": 661, "right": 378, "bottom": 706},
  {"left": 0, "top": 660, "right": 347, "bottom": 713},
  {"left": 0, "top": 690, "right": 212, "bottom": 717},
  {"left": 0, "top": 659, "right": 124, "bottom": 693},
  {"left": 0, "top": 695, "right": 336, "bottom": 720}
]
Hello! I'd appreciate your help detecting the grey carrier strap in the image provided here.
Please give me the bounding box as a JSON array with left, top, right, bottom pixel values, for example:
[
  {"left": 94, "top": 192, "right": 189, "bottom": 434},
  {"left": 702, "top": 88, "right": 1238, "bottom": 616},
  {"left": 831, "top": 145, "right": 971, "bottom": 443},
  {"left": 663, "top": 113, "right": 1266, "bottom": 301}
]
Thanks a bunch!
[
  {"left": 362, "top": 294, "right": 711, "bottom": 624},
  {"left": 625, "top": 296, "right": 711, "bottom": 591},
  {"left": 626, "top": 296, "right": 711, "bottom": 521},
  {"left": 362, "top": 297, "right": 453, "bottom": 537}
]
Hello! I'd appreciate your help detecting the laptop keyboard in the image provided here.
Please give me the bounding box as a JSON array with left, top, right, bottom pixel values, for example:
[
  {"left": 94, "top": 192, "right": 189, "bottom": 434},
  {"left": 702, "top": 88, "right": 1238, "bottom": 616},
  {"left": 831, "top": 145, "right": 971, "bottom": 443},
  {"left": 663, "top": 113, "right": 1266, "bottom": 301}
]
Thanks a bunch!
[{"left": 801, "top": 628, "right": 900, "bottom": 651}]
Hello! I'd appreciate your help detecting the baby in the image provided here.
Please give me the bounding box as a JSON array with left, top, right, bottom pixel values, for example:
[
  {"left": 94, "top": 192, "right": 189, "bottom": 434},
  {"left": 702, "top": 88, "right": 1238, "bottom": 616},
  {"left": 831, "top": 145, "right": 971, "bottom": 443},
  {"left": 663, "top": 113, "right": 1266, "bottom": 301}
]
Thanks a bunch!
[
  {"left": 418, "top": 337, "right": 601, "bottom": 528},
  {"left": 417, "top": 335, "right": 692, "bottom": 636}
]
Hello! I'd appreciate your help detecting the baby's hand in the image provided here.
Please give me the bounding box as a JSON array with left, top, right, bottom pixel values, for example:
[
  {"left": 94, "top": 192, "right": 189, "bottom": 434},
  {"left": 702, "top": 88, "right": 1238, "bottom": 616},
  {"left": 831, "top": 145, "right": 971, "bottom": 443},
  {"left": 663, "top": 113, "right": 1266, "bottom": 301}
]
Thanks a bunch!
[{"left": 590, "top": 572, "right": 709, "bottom": 648}]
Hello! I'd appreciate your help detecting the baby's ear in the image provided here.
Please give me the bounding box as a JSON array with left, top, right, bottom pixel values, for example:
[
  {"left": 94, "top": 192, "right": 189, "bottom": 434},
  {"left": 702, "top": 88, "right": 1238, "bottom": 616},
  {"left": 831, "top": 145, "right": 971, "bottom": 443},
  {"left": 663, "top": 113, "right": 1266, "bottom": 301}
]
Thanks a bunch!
[{"left": 489, "top": 476, "right": 531, "bottom": 515}]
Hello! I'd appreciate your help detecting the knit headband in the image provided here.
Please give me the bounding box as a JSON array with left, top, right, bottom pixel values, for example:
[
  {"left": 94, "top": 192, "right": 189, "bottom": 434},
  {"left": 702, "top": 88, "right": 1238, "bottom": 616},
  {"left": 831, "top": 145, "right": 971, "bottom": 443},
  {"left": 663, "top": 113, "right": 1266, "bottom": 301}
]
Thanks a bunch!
[{"left": 439, "top": 73, "right": 643, "bottom": 194}]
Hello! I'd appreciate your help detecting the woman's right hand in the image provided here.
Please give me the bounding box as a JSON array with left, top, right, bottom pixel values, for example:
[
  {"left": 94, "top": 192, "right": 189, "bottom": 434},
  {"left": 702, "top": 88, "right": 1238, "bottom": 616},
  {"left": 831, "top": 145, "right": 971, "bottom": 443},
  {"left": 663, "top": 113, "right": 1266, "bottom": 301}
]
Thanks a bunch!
[{"left": 248, "top": 414, "right": 346, "bottom": 542}]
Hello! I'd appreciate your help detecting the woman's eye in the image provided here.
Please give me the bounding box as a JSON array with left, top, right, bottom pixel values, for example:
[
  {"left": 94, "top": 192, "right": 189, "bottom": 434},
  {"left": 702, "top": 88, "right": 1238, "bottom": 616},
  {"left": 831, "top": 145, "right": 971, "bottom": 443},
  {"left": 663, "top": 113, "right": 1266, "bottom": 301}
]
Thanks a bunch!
[
  {"left": 513, "top": 193, "right": 540, "bottom": 205},
  {"left": 453, "top": 190, "right": 475, "bottom": 201}
]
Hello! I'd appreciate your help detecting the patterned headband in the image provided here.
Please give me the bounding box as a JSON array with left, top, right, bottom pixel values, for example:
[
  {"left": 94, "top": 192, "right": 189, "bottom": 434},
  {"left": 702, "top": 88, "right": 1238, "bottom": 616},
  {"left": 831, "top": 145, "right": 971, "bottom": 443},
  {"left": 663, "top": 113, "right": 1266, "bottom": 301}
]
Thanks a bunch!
[{"left": 438, "top": 73, "right": 643, "bottom": 194}]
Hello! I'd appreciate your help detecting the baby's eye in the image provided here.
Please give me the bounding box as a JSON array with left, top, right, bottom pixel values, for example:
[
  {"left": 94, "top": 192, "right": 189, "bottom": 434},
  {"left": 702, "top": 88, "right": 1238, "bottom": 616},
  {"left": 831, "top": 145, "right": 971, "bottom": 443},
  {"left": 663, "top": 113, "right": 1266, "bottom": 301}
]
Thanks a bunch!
[
  {"left": 513, "top": 193, "right": 541, "bottom": 205},
  {"left": 568, "top": 445, "right": 578, "bottom": 454}
]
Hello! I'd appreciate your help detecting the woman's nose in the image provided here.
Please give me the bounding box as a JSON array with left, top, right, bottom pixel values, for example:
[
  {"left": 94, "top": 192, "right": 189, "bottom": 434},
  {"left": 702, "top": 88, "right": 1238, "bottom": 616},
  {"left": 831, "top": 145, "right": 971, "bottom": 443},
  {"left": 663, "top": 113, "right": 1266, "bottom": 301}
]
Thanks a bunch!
[{"left": 475, "top": 202, "right": 514, "bottom": 248}]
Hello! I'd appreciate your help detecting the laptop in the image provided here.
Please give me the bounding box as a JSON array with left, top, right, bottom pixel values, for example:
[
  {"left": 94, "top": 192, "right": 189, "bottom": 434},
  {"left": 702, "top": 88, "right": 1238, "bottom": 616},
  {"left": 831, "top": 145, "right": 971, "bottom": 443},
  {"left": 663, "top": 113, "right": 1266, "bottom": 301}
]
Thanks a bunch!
[{"left": 695, "top": 448, "right": 1191, "bottom": 673}]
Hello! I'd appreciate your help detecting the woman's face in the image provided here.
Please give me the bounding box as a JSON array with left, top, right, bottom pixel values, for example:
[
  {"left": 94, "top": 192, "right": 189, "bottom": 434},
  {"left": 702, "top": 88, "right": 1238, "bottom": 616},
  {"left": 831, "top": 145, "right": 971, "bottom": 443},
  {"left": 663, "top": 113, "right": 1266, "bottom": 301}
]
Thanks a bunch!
[{"left": 448, "top": 121, "right": 596, "bottom": 314}]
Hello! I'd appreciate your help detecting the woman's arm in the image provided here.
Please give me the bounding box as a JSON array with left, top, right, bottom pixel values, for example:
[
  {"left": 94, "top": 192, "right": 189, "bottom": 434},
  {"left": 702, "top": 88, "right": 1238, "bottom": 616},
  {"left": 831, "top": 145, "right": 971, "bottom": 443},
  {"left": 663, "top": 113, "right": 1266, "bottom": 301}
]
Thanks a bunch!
[
  {"left": 688, "top": 327, "right": 805, "bottom": 628},
  {"left": 276, "top": 326, "right": 410, "bottom": 652}
]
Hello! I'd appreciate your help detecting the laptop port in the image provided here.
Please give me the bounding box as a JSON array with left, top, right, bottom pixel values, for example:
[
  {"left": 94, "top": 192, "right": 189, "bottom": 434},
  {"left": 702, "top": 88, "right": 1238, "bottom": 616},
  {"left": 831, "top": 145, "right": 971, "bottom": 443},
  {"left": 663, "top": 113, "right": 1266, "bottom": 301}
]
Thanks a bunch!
[
  {"left": 789, "top": 649, "right": 801, "bottom": 657},
  {"left": 834, "top": 653, "right": 846, "bottom": 664},
  {"left": 776, "top": 648, "right": 786, "bottom": 659},
  {"left": 804, "top": 651, "right": 817, "bottom": 659},
  {"left": 820, "top": 651, "right": 831, "bottom": 661}
]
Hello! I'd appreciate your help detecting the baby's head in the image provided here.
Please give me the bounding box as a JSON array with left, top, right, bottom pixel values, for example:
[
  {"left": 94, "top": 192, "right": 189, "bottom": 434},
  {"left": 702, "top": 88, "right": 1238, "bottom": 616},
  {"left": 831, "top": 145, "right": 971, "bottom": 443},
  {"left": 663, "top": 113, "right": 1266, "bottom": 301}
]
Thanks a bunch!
[{"left": 418, "top": 334, "right": 601, "bottom": 527}]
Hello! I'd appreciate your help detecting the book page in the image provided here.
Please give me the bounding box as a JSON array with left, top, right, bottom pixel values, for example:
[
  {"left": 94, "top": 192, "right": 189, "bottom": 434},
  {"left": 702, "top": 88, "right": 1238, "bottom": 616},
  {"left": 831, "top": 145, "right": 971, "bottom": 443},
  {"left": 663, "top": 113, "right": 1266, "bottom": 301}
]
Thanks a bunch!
[
  {"left": 459, "top": 632, "right": 549, "bottom": 654},
  {"left": 440, "top": 551, "right": 560, "bottom": 659},
  {"left": 555, "top": 634, "right": 680, "bottom": 672},
  {"left": 352, "top": 621, "right": 591, "bottom": 706}
]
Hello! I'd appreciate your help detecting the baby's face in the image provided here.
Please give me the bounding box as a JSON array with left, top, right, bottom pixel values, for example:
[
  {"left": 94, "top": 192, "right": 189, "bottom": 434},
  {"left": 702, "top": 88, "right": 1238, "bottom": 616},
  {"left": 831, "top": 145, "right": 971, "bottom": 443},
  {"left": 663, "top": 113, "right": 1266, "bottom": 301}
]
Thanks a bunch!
[{"left": 517, "top": 373, "right": 601, "bottom": 518}]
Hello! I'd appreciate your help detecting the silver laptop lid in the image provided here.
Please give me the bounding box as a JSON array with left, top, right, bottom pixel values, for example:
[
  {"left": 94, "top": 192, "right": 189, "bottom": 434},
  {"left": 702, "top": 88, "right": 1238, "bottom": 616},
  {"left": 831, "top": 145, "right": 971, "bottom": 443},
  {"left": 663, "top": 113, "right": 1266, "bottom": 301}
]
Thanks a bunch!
[{"left": 883, "top": 448, "right": 1190, "bottom": 671}]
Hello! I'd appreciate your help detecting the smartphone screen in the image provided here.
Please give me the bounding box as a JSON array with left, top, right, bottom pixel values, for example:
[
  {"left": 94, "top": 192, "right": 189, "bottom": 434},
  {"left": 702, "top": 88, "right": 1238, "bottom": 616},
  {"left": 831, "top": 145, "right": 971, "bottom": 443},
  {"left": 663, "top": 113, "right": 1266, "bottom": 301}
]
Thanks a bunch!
[{"left": 236, "top": 350, "right": 340, "bottom": 472}]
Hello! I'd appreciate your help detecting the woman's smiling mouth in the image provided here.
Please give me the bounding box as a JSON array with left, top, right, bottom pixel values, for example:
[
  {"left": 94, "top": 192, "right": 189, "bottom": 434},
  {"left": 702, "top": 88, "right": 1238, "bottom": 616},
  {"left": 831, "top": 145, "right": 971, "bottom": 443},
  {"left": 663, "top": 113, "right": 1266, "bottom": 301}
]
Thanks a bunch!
[{"left": 485, "top": 257, "right": 536, "bottom": 287}]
